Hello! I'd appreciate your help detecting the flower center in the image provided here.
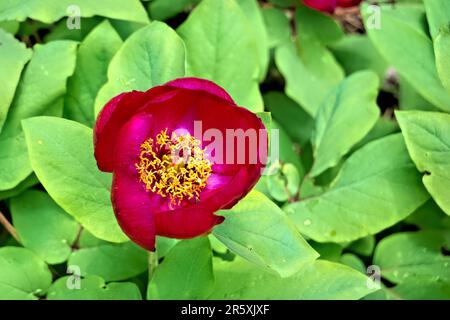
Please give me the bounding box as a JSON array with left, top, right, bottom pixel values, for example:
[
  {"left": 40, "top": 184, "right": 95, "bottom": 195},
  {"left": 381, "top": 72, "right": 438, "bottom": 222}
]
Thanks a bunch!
[{"left": 135, "top": 129, "right": 212, "bottom": 205}]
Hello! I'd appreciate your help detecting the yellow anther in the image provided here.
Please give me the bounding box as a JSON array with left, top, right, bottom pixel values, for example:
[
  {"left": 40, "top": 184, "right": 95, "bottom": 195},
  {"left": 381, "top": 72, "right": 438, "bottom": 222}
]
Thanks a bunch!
[{"left": 135, "top": 129, "right": 212, "bottom": 205}]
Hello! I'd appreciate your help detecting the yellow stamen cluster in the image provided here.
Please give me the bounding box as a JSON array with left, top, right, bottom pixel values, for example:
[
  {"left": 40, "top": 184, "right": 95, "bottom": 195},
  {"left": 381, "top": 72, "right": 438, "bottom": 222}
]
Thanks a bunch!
[{"left": 135, "top": 129, "right": 212, "bottom": 205}]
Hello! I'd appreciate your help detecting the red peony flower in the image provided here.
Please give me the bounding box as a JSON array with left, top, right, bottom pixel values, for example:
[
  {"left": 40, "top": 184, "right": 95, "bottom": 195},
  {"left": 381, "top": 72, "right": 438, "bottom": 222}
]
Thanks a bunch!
[
  {"left": 94, "top": 78, "right": 267, "bottom": 251},
  {"left": 303, "top": 0, "right": 336, "bottom": 13},
  {"left": 302, "top": 0, "right": 362, "bottom": 13}
]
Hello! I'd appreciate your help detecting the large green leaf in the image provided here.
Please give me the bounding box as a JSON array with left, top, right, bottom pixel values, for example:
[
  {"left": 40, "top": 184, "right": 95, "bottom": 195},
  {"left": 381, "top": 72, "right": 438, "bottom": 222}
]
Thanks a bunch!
[
  {"left": 0, "top": 21, "right": 19, "bottom": 34},
  {"left": 148, "top": 0, "right": 200, "bottom": 21},
  {"left": 391, "top": 279, "right": 450, "bottom": 300},
  {"left": 47, "top": 275, "right": 142, "bottom": 300},
  {"left": 177, "top": 0, "right": 262, "bottom": 111},
  {"left": 10, "top": 190, "right": 80, "bottom": 265},
  {"left": 275, "top": 6, "right": 344, "bottom": 118},
  {"left": 0, "top": 0, "right": 149, "bottom": 24},
  {"left": 44, "top": 17, "right": 101, "bottom": 42},
  {"left": 209, "top": 257, "right": 376, "bottom": 299},
  {"left": 399, "top": 75, "right": 438, "bottom": 112},
  {"left": 373, "top": 230, "right": 450, "bottom": 284},
  {"left": 262, "top": 7, "right": 290, "bottom": 48},
  {"left": 147, "top": 237, "right": 214, "bottom": 300},
  {"left": 236, "top": 0, "right": 269, "bottom": 81},
  {"left": 213, "top": 191, "right": 318, "bottom": 277},
  {"left": 362, "top": 3, "right": 450, "bottom": 112},
  {"left": 95, "top": 22, "right": 185, "bottom": 115},
  {"left": 330, "top": 34, "right": 389, "bottom": 81},
  {"left": 423, "top": 0, "right": 450, "bottom": 39},
  {"left": 296, "top": 4, "right": 344, "bottom": 45},
  {"left": 284, "top": 134, "right": 429, "bottom": 243},
  {"left": 406, "top": 199, "right": 450, "bottom": 230},
  {"left": 275, "top": 40, "right": 343, "bottom": 118},
  {"left": 65, "top": 20, "right": 122, "bottom": 127},
  {"left": 0, "top": 29, "right": 31, "bottom": 133},
  {"left": 0, "top": 174, "right": 38, "bottom": 201},
  {"left": 263, "top": 91, "right": 314, "bottom": 146},
  {"left": 22, "top": 116, "right": 127, "bottom": 242},
  {"left": 0, "top": 247, "right": 52, "bottom": 300},
  {"left": 272, "top": 121, "right": 304, "bottom": 176},
  {"left": 68, "top": 242, "right": 147, "bottom": 281},
  {"left": 434, "top": 25, "right": 450, "bottom": 95},
  {"left": 310, "top": 71, "right": 380, "bottom": 177},
  {"left": 0, "top": 41, "right": 77, "bottom": 191},
  {"left": 396, "top": 111, "right": 450, "bottom": 216}
]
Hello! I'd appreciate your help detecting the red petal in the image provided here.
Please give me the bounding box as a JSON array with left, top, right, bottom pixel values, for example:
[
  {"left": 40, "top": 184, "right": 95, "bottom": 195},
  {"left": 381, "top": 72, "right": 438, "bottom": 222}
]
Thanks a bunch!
[
  {"left": 336, "top": 0, "right": 362, "bottom": 8},
  {"left": 165, "top": 77, "right": 235, "bottom": 104},
  {"left": 303, "top": 0, "right": 336, "bottom": 13},
  {"left": 154, "top": 207, "right": 224, "bottom": 239},
  {"left": 111, "top": 113, "right": 156, "bottom": 251},
  {"left": 94, "top": 87, "right": 177, "bottom": 172}
]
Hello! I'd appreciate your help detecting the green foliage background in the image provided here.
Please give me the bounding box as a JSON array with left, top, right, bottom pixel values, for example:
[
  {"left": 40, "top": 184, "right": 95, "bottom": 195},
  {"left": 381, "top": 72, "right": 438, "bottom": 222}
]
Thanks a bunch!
[{"left": 0, "top": 0, "right": 449, "bottom": 300}]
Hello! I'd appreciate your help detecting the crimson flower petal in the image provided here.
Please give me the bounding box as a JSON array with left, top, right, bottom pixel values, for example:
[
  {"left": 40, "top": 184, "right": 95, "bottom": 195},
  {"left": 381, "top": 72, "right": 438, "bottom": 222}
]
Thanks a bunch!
[
  {"left": 94, "top": 87, "right": 177, "bottom": 172},
  {"left": 303, "top": 0, "right": 337, "bottom": 13}
]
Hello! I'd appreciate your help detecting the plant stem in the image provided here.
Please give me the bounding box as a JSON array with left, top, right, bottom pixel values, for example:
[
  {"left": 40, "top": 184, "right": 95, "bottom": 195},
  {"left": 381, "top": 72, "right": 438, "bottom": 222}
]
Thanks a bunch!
[
  {"left": 0, "top": 211, "right": 20, "bottom": 243},
  {"left": 148, "top": 250, "right": 159, "bottom": 282}
]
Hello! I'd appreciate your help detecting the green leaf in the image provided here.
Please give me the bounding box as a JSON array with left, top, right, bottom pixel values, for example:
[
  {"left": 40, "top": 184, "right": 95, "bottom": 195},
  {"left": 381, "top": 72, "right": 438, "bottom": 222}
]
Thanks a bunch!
[
  {"left": 274, "top": 6, "right": 344, "bottom": 118},
  {"left": 10, "top": 190, "right": 80, "bottom": 265},
  {"left": 275, "top": 40, "right": 343, "bottom": 118},
  {"left": 266, "top": 162, "right": 301, "bottom": 202},
  {"left": 0, "top": 247, "right": 52, "bottom": 300},
  {"left": 405, "top": 199, "right": 450, "bottom": 230},
  {"left": 264, "top": 92, "right": 314, "bottom": 146},
  {"left": 0, "top": 174, "right": 38, "bottom": 201},
  {"left": 399, "top": 75, "right": 438, "bottom": 111},
  {"left": 310, "top": 71, "right": 380, "bottom": 177},
  {"left": 262, "top": 7, "right": 290, "bottom": 48},
  {"left": 0, "top": 29, "right": 31, "bottom": 133},
  {"left": 213, "top": 191, "right": 318, "bottom": 277},
  {"left": 78, "top": 229, "right": 109, "bottom": 248},
  {"left": 362, "top": 3, "right": 450, "bottom": 111},
  {"left": 0, "top": 41, "right": 77, "bottom": 191},
  {"left": 423, "top": 0, "right": 450, "bottom": 39},
  {"left": 148, "top": 0, "right": 200, "bottom": 21},
  {"left": 236, "top": 0, "right": 269, "bottom": 81},
  {"left": 391, "top": 279, "right": 450, "bottom": 300},
  {"left": 65, "top": 20, "right": 122, "bottom": 127},
  {"left": 284, "top": 134, "right": 429, "bottom": 243},
  {"left": 330, "top": 34, "right": 389, "bottom": 81},
  {"left": 0, "top": 0, "right": 149, "bottom": 24},
  {"left": 272, "top": 121, "right": 304, "bottom": 176},
  {"left": 68, "top": 242, "right": 147, "bottom": 281},
  {"left": 296, "top": 4, "right": 344, "bottom": 45},
  {"left": 47, "top": 275, "right": 142, "bottom": 300},
  {"left": 156, "top": 236, "right": 179, "bottom": 259},
  {"left": 210, "top": 257, "right": 376, "bottom": 299},
  {"left": 434, "top": 25, "right": 450, "bottom": 95},
  {"left": 396, "top": 111, "right": 450, "bottom": 216},
  {"left": 339, "top": 253, "right": 366, "bottom": 274},
  {"left": 309, "top": 241, "right": 343, "bottom": 262},
  {"left": 0, "top": 21, "right": 19, "bottom": 34},
  {"left": 177, "top": 0, "right": 263, "bottom": 112},
  {"left": 352, "top": 118, "right": 399, "bottom": 152},
  {"left": 22, "top": 116, "right": 127, "bottom": 243},
  {"left": 147, "top": 237, "right": 214, "bottom": 300},
  {"left": 268, "top": 0, "right": 296, "bottom": 7},
  {"left": 347, "top": 235, "right": 376, "bottom": 257},
  {"left": 44, "top": 17, "right": 101, "bottom": 42},
  {"left": 109, "top": 19, "right": 148, "bottom": 40},
  {"left": 373, "top": 230, "right": 450, "bottom": 284},
  {"left": 95, "top": 22, "right": 185, "bottom": 115}
]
